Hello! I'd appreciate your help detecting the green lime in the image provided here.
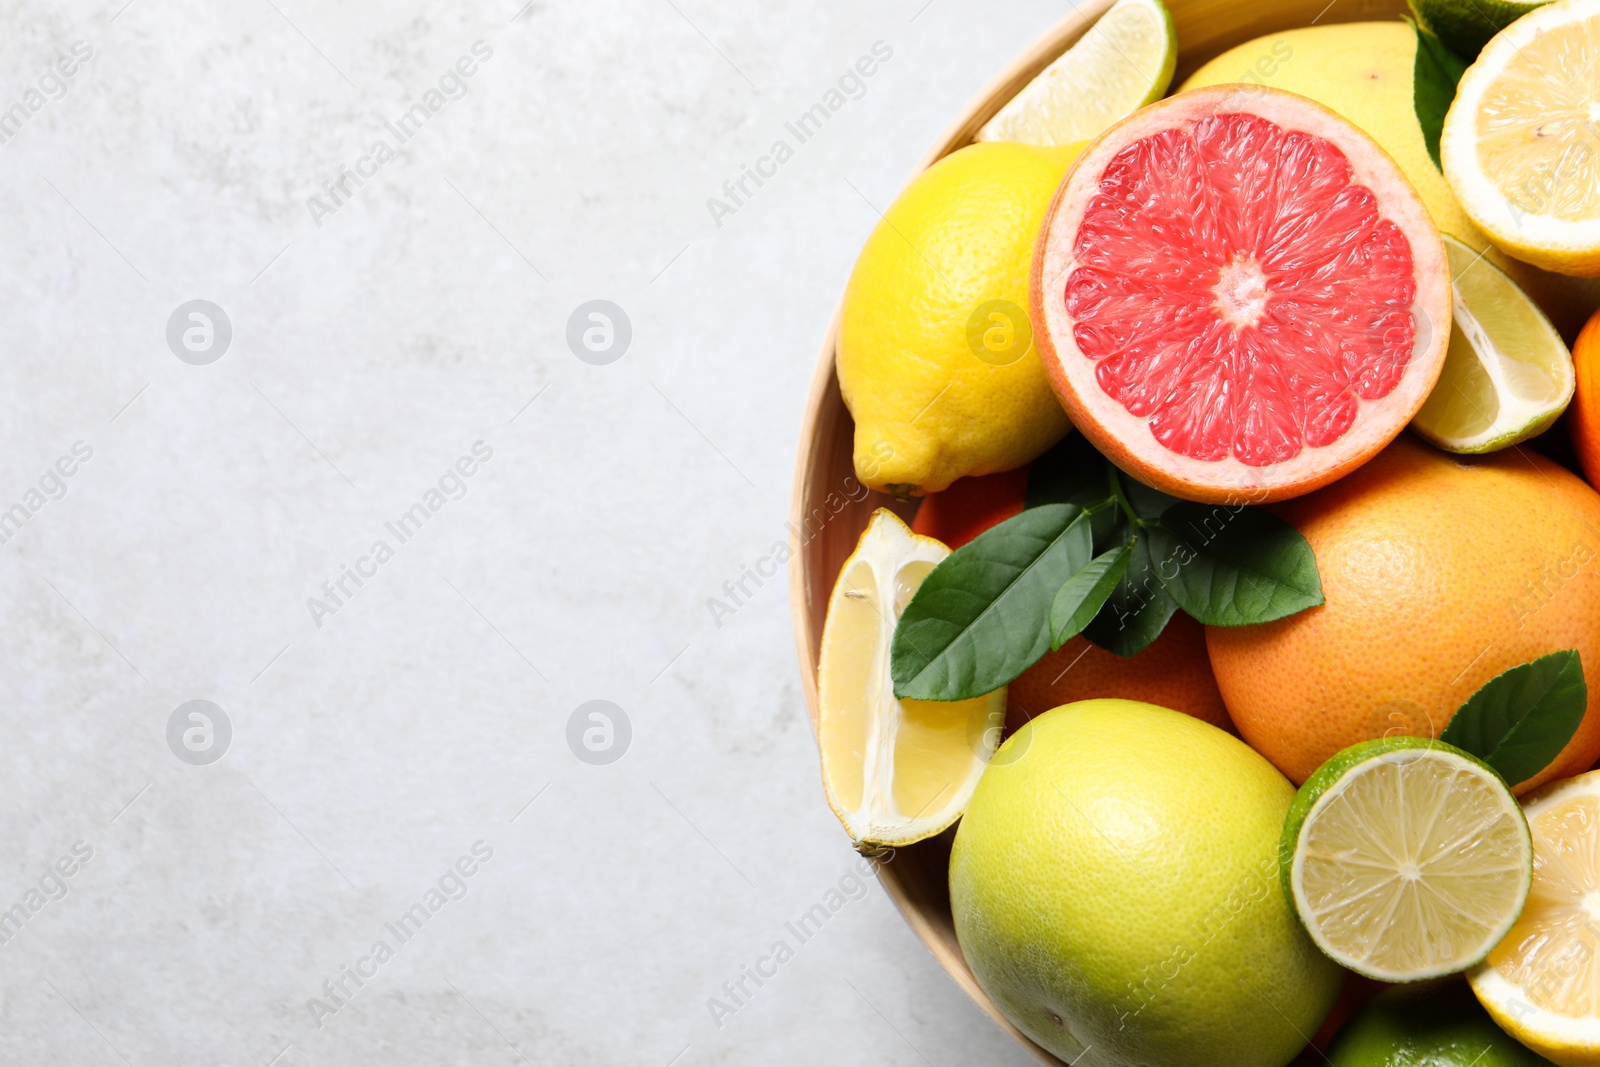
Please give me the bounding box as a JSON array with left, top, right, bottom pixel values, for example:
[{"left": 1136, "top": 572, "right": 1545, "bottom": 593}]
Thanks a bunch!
[
  {"left": 1411, "top": 235, "right": 1574, "bottom": 454},
  {"left": 976, "top": 0, "right": 1176, "bottom": 147},
  {"left": 1328, "top": 978, "right": 1556, "bottom": 1065},
  {"left": 1282, "top": 736, "right": 1533, "bottom": 982}
]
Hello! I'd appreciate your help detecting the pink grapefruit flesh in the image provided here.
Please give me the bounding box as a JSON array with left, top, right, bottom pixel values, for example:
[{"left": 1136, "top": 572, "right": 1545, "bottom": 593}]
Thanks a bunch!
[{"left": 1032, "top": 86, "right": 1451, "bottom": 504}]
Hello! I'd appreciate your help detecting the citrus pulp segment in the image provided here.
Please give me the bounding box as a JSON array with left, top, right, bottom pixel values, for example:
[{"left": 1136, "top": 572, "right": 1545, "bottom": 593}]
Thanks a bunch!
[
  {"left": 1033, "top": 85, "right": 1451, "bottom": 503},
  {"left": 817, "top": 509, "right": 1005, "bottom": 849},
  {"left": 1284, "top": 738, "right": 1533, "bottom": 982}
]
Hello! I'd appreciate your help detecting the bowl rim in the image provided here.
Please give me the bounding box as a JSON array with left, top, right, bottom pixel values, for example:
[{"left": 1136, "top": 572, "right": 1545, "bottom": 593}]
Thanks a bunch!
[
  {"left": 786, "top": 5, "right": 1114, "bottom": 1061},
  {"left": 785, "top": 2, "right": 1430, "bottom": 1061}
]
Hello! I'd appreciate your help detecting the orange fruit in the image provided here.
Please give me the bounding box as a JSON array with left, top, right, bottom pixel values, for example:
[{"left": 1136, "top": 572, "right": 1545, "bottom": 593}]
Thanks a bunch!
[
  {"left": 910, "top": 466, "right": 1028, "bottom": 549},
  {"left": 1007, "top": 613, "right": 1231, "bottom": 734},
  {"left": 1569, "top": 308, "right": 1600, "bottom": 487},
  {"left": 1032, "top": 85, "right": 1450, "bottom": 504},
  {"left": 1207, "top": 434, "right": 1600, "bottom": 793}
]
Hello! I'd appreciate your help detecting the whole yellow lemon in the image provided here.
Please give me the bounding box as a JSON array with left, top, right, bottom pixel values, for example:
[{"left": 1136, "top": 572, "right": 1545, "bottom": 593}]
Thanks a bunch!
[{"left": 838, "top": 142, "right": 1080, "bottom": 497}]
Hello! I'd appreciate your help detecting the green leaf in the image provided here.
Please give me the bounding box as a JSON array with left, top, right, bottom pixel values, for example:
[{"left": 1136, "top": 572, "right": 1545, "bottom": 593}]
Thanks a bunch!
[
  {"left": 1026, "top": 432, "right": 1110, "bottom": 510},
  {"left": 1027, "top": 433, "right": 1123, "bottom": 551},
  {"left": 1120, "top": 476, "right": 1182, "bottom": 522},
  {"left": 1409, "top": 16, "right": 1469, "bottom": 170},
  {"left": 1440, "top": 651, "right": 1587, "bottom": 785},
  {"left": 1408, "top": 0, "right": 1541, "bottom": 60},
  {"left": 1148, "top": 503, "right": 1324, "bottom": 626},
  {"left": 1082, "top": 534, "right": 1179, "bottom": 657},
  {"left": 1050, "top": 545, "right": 1130, "bottom": 649},
  {"left": 892, "top": 503, "right": 1093, "bottom": 701}
]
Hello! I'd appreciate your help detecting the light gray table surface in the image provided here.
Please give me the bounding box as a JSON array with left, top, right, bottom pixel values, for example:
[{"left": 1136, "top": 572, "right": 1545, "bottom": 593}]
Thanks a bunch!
[{"left": 0, "top": 0, "right": 1067, "bottom": 1062}]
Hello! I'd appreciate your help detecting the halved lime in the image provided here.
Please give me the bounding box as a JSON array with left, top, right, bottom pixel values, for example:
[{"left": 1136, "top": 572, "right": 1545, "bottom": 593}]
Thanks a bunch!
[
  {"left": 976, "top": 0, "right": 1176, "bottom": 147},
  {"left": 1282, "top": 736, "right": 1533, "bottom": 982},
  {"left": 1411, "top": 234, "right": 1574, "bottom": 453}
]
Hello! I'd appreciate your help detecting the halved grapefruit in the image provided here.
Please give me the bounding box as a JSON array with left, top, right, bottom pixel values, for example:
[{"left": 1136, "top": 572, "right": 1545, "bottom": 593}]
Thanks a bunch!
[{"left": 1031, "top": 86, "right": 1452, "bottom": 503}]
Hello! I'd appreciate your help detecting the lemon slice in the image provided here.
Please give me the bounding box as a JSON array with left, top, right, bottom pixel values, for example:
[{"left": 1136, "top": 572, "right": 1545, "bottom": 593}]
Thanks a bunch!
[
  {"left": 1441, "top": 0, "right": 1600, "bottom": 277},
  {"left": 1282, "top": 737, "right": 1533, "bottom": 982},
  {"left": 1471, "top": 769, "right": 1600, "bottom": 1063},
  {"left": 975, "top": 0, "right": 1176, "bottom": 147},
  {"left": 817, "top": 509, "right": 1005, "bottom": 850},
  {"left": 1412, "top": 234, "right": 1575, "bottom": 452}
]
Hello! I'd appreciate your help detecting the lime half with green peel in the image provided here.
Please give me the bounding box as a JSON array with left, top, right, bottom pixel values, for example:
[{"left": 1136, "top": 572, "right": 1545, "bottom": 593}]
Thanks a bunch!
[
  {"left": 975, "top": 0, "right": 1176, "bottom": 147},
  {"left": 1411, "top": 234, "right": 1574, "bottom": 453},
  {"left": 1282, "top": 736, "right": 1534, "bottom": 982},
  {"left": 1328, "top": 978, "right": 1557, "bottom": 1066},
  {"left": 1410, "top": 0, "right": 1552, "bottom": 58}
]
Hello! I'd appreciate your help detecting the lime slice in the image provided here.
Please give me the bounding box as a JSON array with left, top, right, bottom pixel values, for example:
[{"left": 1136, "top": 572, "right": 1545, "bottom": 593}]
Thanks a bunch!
[
  {"left": 1411, "top": 0, "right": 1552, "bottom": 58},
  {"left": 976, "top": 0, "right": 1176, "bottom": 147},
  {"left": 1411, "top": 234, "right": 1574, "bottom": 453},
  {"left": 1282, "top": 737, "right": 1533, "bottom": 982},
  {"left": 1440, "top": 0, "right": 1600, "bottom": 277},
  {"left": 817, "top": 509, "right": 1005, "bottom": 849}
]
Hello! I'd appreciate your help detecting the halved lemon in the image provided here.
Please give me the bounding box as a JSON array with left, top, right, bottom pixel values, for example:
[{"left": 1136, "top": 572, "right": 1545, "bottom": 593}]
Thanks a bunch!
[
  {"left": 1411, "top": 234, "right": 1575, "bottom": 452},
  {"left": 1283, "top": 737, "right": 1533, "bottom": 982},
  {"left": 975, "top": 0, "right": 1176, "bottom": 147},
  {"left": 817, "top": 509, "right": 1005, "bottom": 850},
  {"left": 1471, "top": 769, "right": 1600, "bottom": 1064},
  {"left": 1441, "top": 0, "right": 1600, "bottom": 277}
]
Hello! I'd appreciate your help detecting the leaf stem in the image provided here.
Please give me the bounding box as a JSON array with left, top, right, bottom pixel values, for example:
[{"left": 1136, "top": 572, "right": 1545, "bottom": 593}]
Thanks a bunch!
[{"left": 1105, "top": 463, "right": 1154, "bottom": 532}]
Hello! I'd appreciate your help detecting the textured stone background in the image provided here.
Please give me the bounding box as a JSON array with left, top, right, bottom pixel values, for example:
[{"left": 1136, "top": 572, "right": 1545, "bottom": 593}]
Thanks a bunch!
[{"left": 0, "top": 0, "right": 1064, "bottom": 1063}]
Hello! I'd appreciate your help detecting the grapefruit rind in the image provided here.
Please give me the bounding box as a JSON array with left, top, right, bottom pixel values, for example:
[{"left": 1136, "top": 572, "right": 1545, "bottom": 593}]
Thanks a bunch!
[{"left": 1032, "top": 85, "right": 1452, "bottom": 503}]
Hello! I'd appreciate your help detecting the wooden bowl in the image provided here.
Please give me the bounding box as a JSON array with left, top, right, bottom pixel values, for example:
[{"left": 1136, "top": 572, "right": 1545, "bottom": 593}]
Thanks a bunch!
[{"left": 789, "top": 0, "right": 1413, "bottom": 1061}]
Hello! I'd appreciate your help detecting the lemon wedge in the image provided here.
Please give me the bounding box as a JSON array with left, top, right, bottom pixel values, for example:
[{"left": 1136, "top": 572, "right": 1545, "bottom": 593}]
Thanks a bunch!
[
  {"left": 1412, "top": 234, "right": 1574, "bottom": 452},
  {"left": 976, "top": 0, "right": 1176, "bottom": 147},
  {"left": 1471, "top": 769, "right": 1600, "bottom": 1064},
  {"left": 817, "top": 509, "right": 1005, "bottom": 850},
  {"left": 1441, "top": 0, "right": 1600, "bottom": 277}
]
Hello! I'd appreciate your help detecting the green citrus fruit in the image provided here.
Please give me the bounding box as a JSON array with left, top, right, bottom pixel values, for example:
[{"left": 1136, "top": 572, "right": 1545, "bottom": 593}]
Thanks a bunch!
[
  {"left": 1327, "top": 977, "right": 1556, "bottom": 1065},
  {"left": 950, "top": 699, "right": 1341, "bottom": 1067},
  {"left": 1282, "top": 736, "right": 1532, "bottom": 982}
]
